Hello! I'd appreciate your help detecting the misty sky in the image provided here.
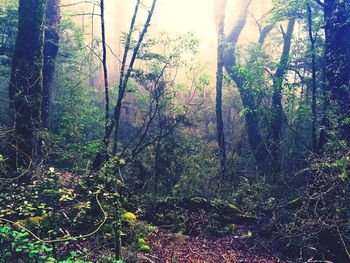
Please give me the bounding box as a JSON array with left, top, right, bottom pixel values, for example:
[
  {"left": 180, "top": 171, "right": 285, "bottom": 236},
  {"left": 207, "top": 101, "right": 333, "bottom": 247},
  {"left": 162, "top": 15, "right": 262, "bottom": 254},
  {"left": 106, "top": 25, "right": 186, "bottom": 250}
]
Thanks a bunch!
[{"left": 65, "top": 0, "right": 272, "bottom": 77}]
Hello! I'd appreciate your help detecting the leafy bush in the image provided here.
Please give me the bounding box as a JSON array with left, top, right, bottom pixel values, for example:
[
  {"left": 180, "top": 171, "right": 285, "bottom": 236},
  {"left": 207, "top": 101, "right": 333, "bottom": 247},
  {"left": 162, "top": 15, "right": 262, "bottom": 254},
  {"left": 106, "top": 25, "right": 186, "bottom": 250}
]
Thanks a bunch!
[{"left": 0, "top": 226, "right": 55, "bottom": 262}]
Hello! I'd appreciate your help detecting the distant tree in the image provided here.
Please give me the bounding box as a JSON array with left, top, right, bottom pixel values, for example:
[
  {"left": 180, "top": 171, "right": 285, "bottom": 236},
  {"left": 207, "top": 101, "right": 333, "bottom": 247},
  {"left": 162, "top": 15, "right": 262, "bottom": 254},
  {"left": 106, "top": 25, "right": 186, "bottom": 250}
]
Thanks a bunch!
[
  {"left": 8, "top": 0, "right": 47, "bottom": 167},
  {"left": 0, "top": 1, "right": 17, "bottom": 66},
  {"left": 217, "top": 1, "right": 296, "bottom": 177},
  {"left": 218, "top": 0, "right": 271, "bottom": 173},
  {"left": 222, "top": 1, "right": 272, "bottom": 175},
  {"left": 42, "top": 0, "right": 61, "bottom": 129},
  {"left": 306, "top": 2, "right": 318, "bottom": 152}
]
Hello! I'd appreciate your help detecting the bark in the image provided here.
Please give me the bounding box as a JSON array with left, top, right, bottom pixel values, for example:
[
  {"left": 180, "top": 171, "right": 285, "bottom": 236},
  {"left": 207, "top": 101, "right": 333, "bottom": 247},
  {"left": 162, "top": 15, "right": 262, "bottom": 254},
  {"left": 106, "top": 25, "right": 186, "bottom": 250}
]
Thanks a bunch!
[
  {"left": 100, "top": 0, "right": 109, "bottom": 128},
  {"left": 100, "top": 0, "right": 110, "bottom": 162},
  {"left": 9, "top": 0, "right": 47, "bottom": 166},
  {"left": 215, "top": 0, "right": 227, "bottom": 179},
  {"left": 271, "top": 18, "right": 295, "bottom": 174},
  {"left": 307, "top": 3, "right": 317, "bottom": 152},
  {"left": 41, "top": 0, "right": 61, "bottom": 129},
  {"left": 319, "top": 0, "right": 350, "bottom": 148},
  {"left": 154, "top": 111, "right": 163, "bottom": 195}
]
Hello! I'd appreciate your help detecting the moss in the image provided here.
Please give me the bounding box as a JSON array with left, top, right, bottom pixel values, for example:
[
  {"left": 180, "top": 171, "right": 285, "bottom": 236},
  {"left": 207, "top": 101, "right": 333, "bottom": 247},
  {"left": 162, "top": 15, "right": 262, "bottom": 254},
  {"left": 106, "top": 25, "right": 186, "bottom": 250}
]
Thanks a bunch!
[
  {"left": 16, "top": 216, "right": 43, "bottom": 228},
  {"left": 224, "top": 204, "right": 242, "bottom": 214},
  {"left": 139, "top": 245, "right": 151, "bottom": 253},
  {"left": 137, "top": 238, "right": 146, "bottom": 246},
  {"left": 121, "top": 212, "right": 137, "bottom": 222}
]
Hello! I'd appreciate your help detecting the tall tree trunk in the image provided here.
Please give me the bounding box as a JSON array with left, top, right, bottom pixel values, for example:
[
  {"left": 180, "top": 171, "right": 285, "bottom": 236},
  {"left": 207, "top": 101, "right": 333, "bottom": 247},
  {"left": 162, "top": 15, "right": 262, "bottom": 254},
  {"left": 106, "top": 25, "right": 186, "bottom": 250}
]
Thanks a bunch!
[
  {"left": 319, "top": 0, "right": 350, "bottom": 148},
  {"left": 100, "top": 0, "right": 110, "bottom": 162},
  {"left": 222, "top": 0, "right": 270, "bottom": 172},
  {"left": 154, "top": 113, "right": 163, "bottom": 196},
  {"left": 271, "top": 18, "right": 295, "bottom": 176},
  {"left": 9, "top": 0, "right": 47, "bottom": 167},
  {"left": 41, "top": 0, "right": 61, "bottom": 129},
  {"left": 215, "top": 0, "right": 227, "bottom": 179},
  {"left": 307, "top": 3, "right": 317, "bottom": 153}
]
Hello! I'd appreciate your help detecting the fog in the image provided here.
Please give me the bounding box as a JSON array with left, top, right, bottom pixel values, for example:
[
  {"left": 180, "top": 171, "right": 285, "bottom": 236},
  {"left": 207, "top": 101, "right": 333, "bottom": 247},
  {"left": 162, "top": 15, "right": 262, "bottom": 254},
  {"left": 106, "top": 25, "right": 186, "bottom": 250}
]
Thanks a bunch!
[{"left": 63, "top": 0, "right": 272, "bottom": 82}]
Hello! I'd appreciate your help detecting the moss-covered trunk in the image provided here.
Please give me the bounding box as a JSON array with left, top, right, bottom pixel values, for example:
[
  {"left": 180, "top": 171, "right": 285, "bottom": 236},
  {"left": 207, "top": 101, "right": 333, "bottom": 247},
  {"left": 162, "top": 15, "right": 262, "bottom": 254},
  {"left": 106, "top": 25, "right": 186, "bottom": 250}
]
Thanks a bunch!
[{"left": 8, "top": 0, "right": 47, "bottom": 167}]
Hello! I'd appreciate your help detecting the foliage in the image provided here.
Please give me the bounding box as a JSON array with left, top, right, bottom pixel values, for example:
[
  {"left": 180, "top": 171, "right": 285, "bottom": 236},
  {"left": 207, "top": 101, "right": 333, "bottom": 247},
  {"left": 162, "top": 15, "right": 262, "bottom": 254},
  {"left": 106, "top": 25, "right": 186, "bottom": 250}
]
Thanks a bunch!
[
  {"left": 0, "top": 226, "right": 99, "bottom": 263},
  {"left": 0, "top": 226, "right": 55, "bottom": 262},
  {"left": 269, "top": 150, "right": 350, "bottom": 261},
  {"left": 271, "top": 0, "right": 307, "bottom": 20},
  {"left": 0, "top": 0, "right": 17, "bottom": 65},
  {"left": 47, "top": 17, "right": 104, "bottom": 172},
  {"left": 0, "top": 0, "right": 349, "bottom": 262}
]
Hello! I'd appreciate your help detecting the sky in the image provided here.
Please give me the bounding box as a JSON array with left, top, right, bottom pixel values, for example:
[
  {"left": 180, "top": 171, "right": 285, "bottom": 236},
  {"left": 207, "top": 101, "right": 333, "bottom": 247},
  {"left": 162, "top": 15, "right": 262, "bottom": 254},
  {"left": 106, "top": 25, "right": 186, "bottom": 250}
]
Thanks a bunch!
[{"left": 102, "top": 0, "right": 219, "bottom": 69}]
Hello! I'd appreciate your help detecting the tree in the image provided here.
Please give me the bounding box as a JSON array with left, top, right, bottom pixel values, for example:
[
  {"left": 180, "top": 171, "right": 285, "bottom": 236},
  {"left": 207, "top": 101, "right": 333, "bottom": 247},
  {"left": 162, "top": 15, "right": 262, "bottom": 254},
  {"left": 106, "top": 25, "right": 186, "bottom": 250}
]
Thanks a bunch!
[
  {"left": 307, "top": 2, "right": 318, "bottom": 152},
  {"left": 214, "top": 0, "right": 228, "bottom": 179},
  {"left": 8, "top": 0, "right": 47, "bottom": 166},
  {"left": 319, "top": 0, "right": 350, "bottom": 149},
  {"left": 93, "top": 0, "right": 157, "bottom": 169},
  {"left": 112, "top": 0, "right": 157, "bottom": 155},
  {"left": 271, "top": 18, "right": 295, "bottom": 176},
  {"left": 41, "top": 0, "right": 61, "bottom": 129},
  {"left": 100, "top": 0, "right": 110, "bottom": 144},
  {"left": 219, "top": 0, "right": 271, "bottom": 172},
  {"left": 216, "top": 0, "right": 298, "bottom": 177},
  {"left": 0, "top": 1, "right": 17, "bottom": 67}
]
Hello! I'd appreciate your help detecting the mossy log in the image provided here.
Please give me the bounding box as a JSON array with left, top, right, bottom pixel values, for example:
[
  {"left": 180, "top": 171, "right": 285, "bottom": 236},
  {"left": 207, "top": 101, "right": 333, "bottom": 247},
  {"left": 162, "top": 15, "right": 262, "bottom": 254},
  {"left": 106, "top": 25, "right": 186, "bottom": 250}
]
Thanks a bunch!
[{"left": 147, "top": 197, "right": 258, "bottom": 225}]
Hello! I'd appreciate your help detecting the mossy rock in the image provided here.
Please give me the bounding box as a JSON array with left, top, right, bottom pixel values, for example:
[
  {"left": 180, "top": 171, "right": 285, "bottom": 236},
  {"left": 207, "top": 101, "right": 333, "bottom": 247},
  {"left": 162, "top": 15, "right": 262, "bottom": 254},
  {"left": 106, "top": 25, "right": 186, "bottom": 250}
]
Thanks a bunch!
[
  {"left": 183, "top": 197, "right": 212, "bottom": 211},
  {"left": 221, "top": 204, "right": 242, "bottom": 215},
  {"left": 224, "top": 214, "right": 258, "bottom": 224},
  {"left": 139, "top": 245, "right": 151, "bottom": 253}
]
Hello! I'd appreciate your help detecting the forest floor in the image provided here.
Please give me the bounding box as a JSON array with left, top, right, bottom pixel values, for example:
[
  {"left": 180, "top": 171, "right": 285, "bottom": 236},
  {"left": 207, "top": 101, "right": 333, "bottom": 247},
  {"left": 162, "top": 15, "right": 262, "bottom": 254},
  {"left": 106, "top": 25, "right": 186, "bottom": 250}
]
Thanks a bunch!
[{"left": 140, "top": 226, "right": 284, "bottom": 263}]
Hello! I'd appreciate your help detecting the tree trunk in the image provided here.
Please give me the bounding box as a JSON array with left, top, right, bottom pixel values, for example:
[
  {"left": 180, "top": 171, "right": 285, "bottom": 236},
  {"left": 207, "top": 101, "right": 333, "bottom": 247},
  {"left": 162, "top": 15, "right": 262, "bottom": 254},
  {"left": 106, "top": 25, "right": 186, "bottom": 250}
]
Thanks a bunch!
[
  {"left": 9, "top": 0, "right": 47, "bottom": 167},
  {"left": 307, "top": 3, "right": 317, "bottom": 153},
  {"left": 100, "top": 0, "right": 110, "bottom": 163},
  {"left": 154, "top": 117, "right": 163, "bottom": 196},
  {"left": 41, "top": 0, "right": 61, "bottom": 129},
  {"left": 100, "top": 0, "right": 109, "bottom": 125},
  {"left": 215, "top": 0, "right": 227, "bottom": 179},
  {"left": 222, "top": 1, "right": 270, "bottom": 172},
  {"left": 112, "top": 0, "right": 156, "bottom": 155},
  {"left": 271, "top": 18, "right": 295, "bottom": 176},
  {"left": 319, "top": 0, "right": 350, "bottom": 148}
]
